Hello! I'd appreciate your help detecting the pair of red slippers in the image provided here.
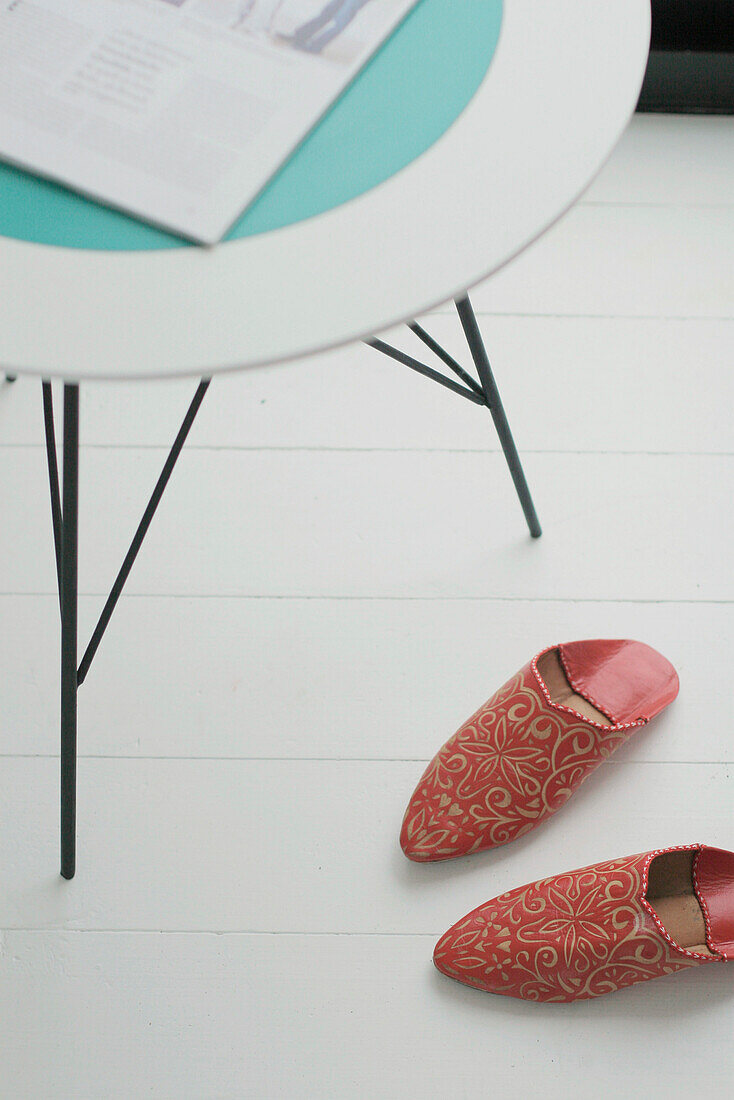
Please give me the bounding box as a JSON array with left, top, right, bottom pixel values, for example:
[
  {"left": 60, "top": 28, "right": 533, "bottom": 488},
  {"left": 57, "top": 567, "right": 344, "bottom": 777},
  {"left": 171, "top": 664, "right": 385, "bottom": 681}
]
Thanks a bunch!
[{"left": 400, "top": 639, "right": 734, "bottom": 1002}]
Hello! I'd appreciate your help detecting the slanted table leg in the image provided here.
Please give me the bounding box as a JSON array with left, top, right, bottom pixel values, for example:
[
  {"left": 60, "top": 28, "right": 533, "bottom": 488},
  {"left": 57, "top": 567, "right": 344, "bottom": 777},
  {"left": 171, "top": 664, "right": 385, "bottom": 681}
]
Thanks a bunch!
[
  {"left": 367, "top": 295, "right": 542, "bottom": 538},
  {"left": 455, "top": 295, "right": 542, "bottom": 539}
]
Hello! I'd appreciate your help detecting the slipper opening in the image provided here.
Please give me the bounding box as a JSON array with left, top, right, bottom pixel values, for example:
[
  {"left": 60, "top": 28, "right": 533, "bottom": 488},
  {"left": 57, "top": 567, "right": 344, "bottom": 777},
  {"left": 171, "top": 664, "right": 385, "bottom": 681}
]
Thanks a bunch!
[
  {"left": 645, "top": 848, "right": 712, "bottom": 956},
  {"left": 535, "top": 647, "right": 614, "bottom": 726}
]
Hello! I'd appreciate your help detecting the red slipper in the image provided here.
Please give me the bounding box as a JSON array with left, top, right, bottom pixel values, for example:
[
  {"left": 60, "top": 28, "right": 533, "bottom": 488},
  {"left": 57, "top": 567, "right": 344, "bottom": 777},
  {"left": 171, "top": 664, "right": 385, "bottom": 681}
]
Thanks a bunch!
[
  {"left": 401, "top": 640, "right": 678, "bottom": 862},
  {"left": 433, "top": 844, "right": 734, "bottom": 1002}
]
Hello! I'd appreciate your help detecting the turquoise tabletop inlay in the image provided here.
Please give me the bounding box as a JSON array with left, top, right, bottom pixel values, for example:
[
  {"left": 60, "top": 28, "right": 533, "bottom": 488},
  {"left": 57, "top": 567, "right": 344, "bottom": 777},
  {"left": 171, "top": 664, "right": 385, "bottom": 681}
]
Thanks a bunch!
[{"left": 0, "top": 0, "right": 502, "bottom": 251}]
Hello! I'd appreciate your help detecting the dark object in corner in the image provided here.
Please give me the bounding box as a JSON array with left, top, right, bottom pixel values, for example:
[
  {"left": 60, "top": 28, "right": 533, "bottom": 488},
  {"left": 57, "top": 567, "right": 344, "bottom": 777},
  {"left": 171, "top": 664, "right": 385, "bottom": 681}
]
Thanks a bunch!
[{"left": 638, "top": 1, "right": 734, "bottom": 113}]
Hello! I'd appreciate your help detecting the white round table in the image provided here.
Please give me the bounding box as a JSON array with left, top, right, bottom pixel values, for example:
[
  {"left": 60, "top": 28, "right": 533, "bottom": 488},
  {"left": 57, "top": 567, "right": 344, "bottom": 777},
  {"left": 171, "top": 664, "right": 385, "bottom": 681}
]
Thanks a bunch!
[
  {"left": 0, "top": 0, "right": 649, "bottom": 380},
  {"left": 0, "top": 0, "right": 651, "bottom": 876}
]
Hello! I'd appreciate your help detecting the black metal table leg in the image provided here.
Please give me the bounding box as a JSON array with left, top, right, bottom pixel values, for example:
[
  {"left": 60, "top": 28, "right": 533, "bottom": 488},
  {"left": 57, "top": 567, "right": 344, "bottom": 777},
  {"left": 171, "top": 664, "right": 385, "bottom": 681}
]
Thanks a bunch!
[
  {"left": 455, "top": 296, "right": 542, "bottom": 538},
  {"left": 40, "top": 377, "right": 209, "bottom": 877},
  {"left": 367, "top": 299, "right": 542, "bottom": 538},
  {"left": 60, "top": 384, "right": 79, "bottom": 879}
]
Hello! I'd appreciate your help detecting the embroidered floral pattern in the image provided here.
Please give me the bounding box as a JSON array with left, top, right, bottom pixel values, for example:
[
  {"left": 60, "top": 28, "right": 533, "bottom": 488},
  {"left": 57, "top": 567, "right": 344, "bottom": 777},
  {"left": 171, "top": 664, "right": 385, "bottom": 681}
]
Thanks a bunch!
[
  {"left": 401, "top": 662, "right": 635, "bottom": 861},
  {"left": 434, "top": 852, "right": 710, "bottom": 1002}
]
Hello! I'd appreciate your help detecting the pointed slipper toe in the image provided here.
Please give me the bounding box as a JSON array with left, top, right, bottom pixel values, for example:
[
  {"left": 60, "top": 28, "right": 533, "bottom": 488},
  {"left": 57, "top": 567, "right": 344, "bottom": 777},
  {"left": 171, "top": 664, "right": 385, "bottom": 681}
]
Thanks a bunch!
[
  {"left": 400, "top": 639, "right": 678, "bottom": 862},
  {"left": 433, "top": 844, "right": 734, "bottom": 1002}
]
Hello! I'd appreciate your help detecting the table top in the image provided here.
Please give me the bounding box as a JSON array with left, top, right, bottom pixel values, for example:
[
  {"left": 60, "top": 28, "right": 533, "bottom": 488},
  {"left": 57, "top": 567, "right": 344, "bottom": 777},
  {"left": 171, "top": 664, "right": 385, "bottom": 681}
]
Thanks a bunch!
[{"left": 0, "top": 0, "right": 650, "bottom": 381}]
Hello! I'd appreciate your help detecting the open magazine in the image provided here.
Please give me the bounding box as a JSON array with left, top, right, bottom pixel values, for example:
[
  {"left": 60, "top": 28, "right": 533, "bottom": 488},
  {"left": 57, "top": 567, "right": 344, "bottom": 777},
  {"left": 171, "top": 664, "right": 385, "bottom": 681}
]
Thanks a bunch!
[{"left": 0, "top": 0, "right": 419, "bottom": 243}]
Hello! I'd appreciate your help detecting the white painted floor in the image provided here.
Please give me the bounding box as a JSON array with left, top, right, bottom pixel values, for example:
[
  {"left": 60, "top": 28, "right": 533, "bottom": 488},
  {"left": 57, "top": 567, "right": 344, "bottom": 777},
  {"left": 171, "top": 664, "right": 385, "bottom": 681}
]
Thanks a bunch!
[{"left": 1, "top": 114, "right": 734, "bottom": 1098}]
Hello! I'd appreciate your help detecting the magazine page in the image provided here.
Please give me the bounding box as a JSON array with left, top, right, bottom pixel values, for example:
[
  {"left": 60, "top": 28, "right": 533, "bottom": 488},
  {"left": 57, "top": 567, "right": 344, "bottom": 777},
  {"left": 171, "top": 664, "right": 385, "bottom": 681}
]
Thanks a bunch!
[{"left": 0, "top": 0, "right": 419, "bottom": 243}]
